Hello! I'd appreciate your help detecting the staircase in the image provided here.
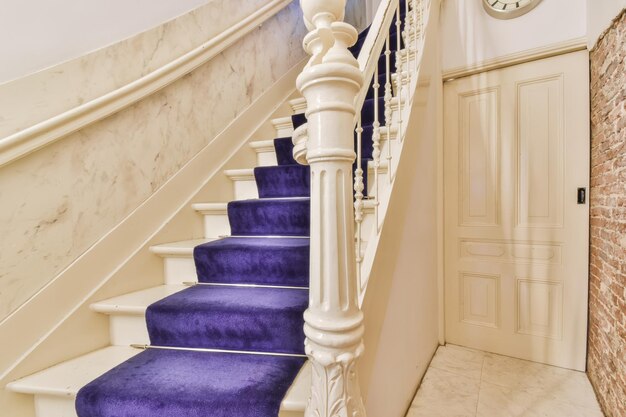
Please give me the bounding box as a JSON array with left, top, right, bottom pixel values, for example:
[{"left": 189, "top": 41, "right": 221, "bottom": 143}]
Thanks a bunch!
[{"left": 6, "top": 0, "right": 430, "bottom": 415}]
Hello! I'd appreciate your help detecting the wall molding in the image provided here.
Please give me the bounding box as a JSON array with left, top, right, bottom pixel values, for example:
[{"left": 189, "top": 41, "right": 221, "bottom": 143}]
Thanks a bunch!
[
  {"left": 0, "top": 0, "right": 291, "bottom": 168},
  {"left": 442, "top": 36, "right": 588, "bottom": 82},
  {"left": 0, "top": 58, "right": 306, "bottom": 384}
]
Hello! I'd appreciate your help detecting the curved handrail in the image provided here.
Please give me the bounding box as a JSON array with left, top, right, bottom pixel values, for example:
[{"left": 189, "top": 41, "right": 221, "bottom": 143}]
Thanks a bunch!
[
  {"left": 0, "top": 0, "right": 292, "bottom": 168},
  {"left": 353, "top": 0, "right": 400, "bottom": 123}
]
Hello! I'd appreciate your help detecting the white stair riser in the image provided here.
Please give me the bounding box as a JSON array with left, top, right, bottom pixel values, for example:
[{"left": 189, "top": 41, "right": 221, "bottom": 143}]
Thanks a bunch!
[
  {"left": 109, "top": 315, "right": 150, "bottom": 346},
  {"left": 35, "top": 395, "right": 77, "bottom": 417},
  {"left": 232, "top": 178, "right": 258, "bottom": 200},
  {"left": 163, "top": 256, "right": 196, "bottom": 285},
  {"left": 202, "top": 213, "right": 230, "bottom": 238},
  {"left": 367, "top": 170, "right": 388, "bottom": 197},
  {"left": 275, "top": 126, "right": 294, "bottom": 137},
  {"left": 257, "top": 151, "right": 278, "bottom": 166},
  {"left": 271, "top": 117, "right": 294, "bottom": 138},
  {"left": 360, "top": 211, "right": 376, "bottom": 242}
]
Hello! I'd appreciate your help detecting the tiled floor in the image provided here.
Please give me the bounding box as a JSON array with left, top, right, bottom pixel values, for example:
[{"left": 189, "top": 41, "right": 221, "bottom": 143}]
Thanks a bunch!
[{"left": 406, "top": 344, "right": 604, "bottom": 417}]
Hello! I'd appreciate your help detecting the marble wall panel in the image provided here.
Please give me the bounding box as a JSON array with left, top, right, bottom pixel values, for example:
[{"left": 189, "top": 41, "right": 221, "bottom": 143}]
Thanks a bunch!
[{"left": 0, "top": 2, "right": 307, "bottom": 320}]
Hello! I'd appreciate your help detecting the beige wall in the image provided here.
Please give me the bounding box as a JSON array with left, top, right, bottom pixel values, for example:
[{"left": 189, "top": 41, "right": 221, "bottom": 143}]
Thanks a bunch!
[
  {"left": 0, "top": 0, "right": 212, "bottom": 84},
  {"left": 360, "top": 2, "right": 442, "bottom": 414},
  {"left": 441, "top": 0, "right": 586, "bottom": 71},
  {"left": 587, "top": 0, "right": 626, "bottom": 48}
]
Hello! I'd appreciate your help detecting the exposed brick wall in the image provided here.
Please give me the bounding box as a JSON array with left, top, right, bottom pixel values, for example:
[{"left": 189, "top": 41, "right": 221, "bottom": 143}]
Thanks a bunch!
[{"left": 588, "top": 9, "right": 626, "bottom": 417}]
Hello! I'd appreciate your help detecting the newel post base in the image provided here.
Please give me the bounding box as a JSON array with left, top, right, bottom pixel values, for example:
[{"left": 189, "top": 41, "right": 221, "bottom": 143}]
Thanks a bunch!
[{"left": 304, "top": 314, "right": 366, "bottom": 417}]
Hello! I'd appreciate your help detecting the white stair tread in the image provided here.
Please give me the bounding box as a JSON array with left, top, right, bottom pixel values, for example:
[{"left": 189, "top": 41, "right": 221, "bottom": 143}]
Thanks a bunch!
[
  {"left": 362, "top": 199, "right": 377, "bottom": 212},
  {"left": 288, "top": 98, "right": 306, "bottom": 113},
  {"left": 224, "top": 168, "right": 254, "bottom": 179},
  {"left": 379, "top": 125, "right": 398, "bottom": 137},
  {"left": 91, "top": 285, "right": 186, "bottom": 315},
  {"left": 249, "top": 139, "right": 276, "bottom": 151},
  {"left": 224, "top": 168, "right": 255, "bottom": 180},
  {"left": 149, "top": 238, "right": 215, "bottom": 257},
  {"left": 271, "top": 116, "right": 293, "bottom": 127},
  {"left": 7, "top": 345, "right": 309, "bottom": 411},
  {"left": 368, "top": 159, "right": 389, "bottom": 173},
  {"left": 191, "top": 202, "right": 228, "bottom": 213},
  {"left": 6, "top": 346, "right": 138, "bottom": 397}
]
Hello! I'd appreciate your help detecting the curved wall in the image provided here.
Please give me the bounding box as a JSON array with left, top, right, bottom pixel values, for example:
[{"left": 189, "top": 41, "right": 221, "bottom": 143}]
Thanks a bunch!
[{"left": 0, "top": 0, "right": 307, "bottom": 322}]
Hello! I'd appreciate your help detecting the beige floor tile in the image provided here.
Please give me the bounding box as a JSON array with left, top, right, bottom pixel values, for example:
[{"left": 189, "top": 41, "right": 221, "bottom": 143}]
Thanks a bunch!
[
  {"left": 483, "top": 353, "right": 569, "bottom": 387},
  {"left": 429, "top": 344, "right": 486, "bottom": 380},
  {"left": 475, "top": 381, "right": 605, "bottom": 417},
  {"left": 405, "top": 347, "right": 604, "bottom": 417},
  {"left": 408, "top": 367, "right": 480, "bottom": 417},
  {"left": 480, "top": 353, "right": 600, "bottom": 408}
]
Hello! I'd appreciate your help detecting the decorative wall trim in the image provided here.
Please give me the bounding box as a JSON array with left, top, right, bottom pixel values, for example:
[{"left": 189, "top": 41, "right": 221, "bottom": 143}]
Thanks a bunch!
[
  {"left": 0, "top": 0, "right": 291, "bottom": 168},
  {"left": 442, "top": 36, "right": 587, "bottom": 81},
  {"left": 0, "top": 59, "right": 306, "bottom": 384}
]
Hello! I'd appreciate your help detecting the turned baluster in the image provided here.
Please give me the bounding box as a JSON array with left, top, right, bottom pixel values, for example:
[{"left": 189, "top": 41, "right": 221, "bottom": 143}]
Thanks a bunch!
[
  {"left": 354, "top": 116, "right": 364, "bottom": 286},
  {"left": 384, "top": 35, "right": 393, "bottom": 184},
  {"left": 395, "top": 4, "right": 404, "bottom": 143}
]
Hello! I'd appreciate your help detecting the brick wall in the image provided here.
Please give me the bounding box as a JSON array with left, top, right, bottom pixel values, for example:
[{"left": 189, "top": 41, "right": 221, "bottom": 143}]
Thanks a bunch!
[{"left": 588, "top": 9, "right": 626, "bottom": 417}]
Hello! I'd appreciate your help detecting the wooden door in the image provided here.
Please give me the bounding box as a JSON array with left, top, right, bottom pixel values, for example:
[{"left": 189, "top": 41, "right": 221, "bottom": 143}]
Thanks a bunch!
[{"left": 443, "top": 51, "right": 590, "bottom": 370}]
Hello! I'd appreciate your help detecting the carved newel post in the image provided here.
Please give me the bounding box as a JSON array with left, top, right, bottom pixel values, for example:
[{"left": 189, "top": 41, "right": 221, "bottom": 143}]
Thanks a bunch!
[{"left": 294, "top": 1, "right": 366, "bottom": 416}]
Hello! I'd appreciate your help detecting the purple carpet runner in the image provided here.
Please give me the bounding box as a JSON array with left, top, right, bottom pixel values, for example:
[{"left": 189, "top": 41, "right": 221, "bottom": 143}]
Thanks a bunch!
[{"left": 75, "top": 13, "right": 404, "bottom": 416}]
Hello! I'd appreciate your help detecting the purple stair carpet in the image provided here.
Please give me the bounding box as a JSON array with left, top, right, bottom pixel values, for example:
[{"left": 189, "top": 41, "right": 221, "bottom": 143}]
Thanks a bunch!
[
  {"left": 194, "top": 237, "right": 309, "bottom": 287},
  {"left": 76, "top": 13, "right": 405, "bottom": 416},
  {"left": 254, "top": 165, "right": 310, "bottom": 198},
  {"left": 274, "top": 137, "right": 299, "bottom": 165},
  {"left": 76, "top": 349, "right": 305, "bottom": 417},
  {"left": 146, "top": 285, "right": 308, "bottom": 354},
  {"left": 227, "top": 198, "right": 310, "bottom": 236}
]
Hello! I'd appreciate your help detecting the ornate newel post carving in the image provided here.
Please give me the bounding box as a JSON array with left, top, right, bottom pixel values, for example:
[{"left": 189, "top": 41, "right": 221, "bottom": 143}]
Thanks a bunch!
[{"left": 294, "top": 1, "right": 366, "bottom": 416}]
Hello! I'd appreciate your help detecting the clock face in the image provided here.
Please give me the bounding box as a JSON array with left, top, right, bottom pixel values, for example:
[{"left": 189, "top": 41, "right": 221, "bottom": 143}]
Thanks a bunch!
[{"left": 483, "top": 0, "right": 542, "bottom": 19}]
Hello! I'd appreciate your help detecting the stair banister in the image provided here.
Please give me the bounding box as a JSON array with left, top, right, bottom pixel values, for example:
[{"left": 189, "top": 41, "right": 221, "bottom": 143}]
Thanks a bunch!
[
  {"left": 296, "top": 0, "right": 367, "bottom": 415},
  {"left": 354, "top": 0, "right": 401, "bottom": 114}
]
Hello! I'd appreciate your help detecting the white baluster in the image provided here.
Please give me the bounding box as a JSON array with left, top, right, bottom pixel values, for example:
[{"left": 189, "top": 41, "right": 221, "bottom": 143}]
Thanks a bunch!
[
  {"left": 395, "top": 4, "right": 404, "bottom": 143},
  {"left": 413, "top": 0, "right": 418, "bottom": 74},
  {"left": 404, "top": 0, "right": 412, "bottom": 86},
  {"left": 383, "top": 35, "right": 393, "bottom": 183},
  {"left": 296, "top": 0, "right": 366, "bottom": 416},
  {"left": 421, "top": 0, "right": 425, "bottom": 42},
  {"left": 371, "top": 65, "right": 381, "bottom": 226},
  {"left": 354, "top": 116, "right": 364, "bottom": 287}
]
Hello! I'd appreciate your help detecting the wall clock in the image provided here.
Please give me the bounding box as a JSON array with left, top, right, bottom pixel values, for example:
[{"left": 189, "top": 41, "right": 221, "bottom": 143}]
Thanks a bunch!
[{"left": 482, "top": 0, "right": 543, "bottom": 19}]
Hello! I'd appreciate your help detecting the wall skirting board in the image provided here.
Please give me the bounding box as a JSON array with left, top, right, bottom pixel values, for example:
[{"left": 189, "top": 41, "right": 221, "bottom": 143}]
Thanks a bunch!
[
  {"left": 0, "top": 0, "right": 291, "bottom": 168},
  {"left": 442, "top": 36, "right": 587, "bottom": 81},
  {"left": 0, "top": 57, "right": 306, "bottom": 396}
]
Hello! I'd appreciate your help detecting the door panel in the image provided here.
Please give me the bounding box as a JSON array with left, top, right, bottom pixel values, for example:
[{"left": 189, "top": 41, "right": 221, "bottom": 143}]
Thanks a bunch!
[{"left": 444, "top": 51, "right": 590, "bottom": 370}]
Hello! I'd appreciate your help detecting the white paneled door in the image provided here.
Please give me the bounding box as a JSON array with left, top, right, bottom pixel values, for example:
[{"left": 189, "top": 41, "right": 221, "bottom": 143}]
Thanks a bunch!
[{"left": 443, "top": 51, "right": 590, "bottom": 371}]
